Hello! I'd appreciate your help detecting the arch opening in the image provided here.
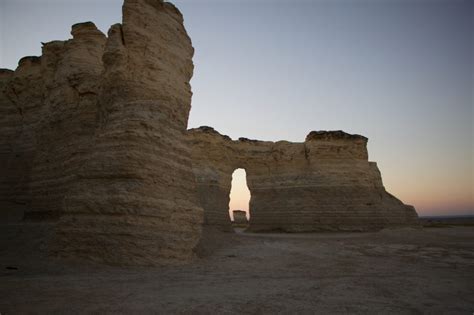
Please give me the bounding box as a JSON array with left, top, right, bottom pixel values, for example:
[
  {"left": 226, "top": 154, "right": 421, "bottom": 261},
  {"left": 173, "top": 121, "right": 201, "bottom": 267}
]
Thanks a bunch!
[{"left": 228, "top": 168, "right": 250, "bottom": 227}]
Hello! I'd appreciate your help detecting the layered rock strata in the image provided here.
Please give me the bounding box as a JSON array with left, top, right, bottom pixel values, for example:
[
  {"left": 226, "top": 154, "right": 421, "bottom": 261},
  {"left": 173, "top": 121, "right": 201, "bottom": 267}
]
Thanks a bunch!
[
  {"left": 0, "top": 59, "right": 43, "bottom": 212},
  {"left": 0, "top": 23, "right": 107, "bottom": 219},
  {"left": 0, "top": 0, "right": 203, "bottom": 265},
  {"left": 188, "top": 126, "right": 419, "bottom": 232},
  {"left": 59, "top": 0, "right": 203, "bottom": 265},
  {"left": 1, "top": 0, "right": 419, "bottom": 265}
]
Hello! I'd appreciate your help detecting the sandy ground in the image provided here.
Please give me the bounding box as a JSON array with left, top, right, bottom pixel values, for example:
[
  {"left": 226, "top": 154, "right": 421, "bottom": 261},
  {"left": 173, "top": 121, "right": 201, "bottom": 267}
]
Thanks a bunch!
[{"left": 0, "top": 218, "right": 473, "bottom": 314}]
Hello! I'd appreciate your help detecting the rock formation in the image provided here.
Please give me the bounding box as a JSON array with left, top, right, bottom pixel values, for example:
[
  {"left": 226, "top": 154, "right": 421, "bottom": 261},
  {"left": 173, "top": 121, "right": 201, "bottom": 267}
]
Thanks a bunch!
[
  {"left": 189, "top": 126, "right": 419, "bottom": 232},
  {"left": 0, "top": 0, "right": 203, "bottom": 265},
  {"left": 232, "top": 210, "right": 248, "bottom": 225},
  {"left": 0, "top": 0, "right": 419, "bottom": 265},
  {"left": 0, "top": 23, "right": 108, "bottom": 220},
  {"left": 57, "top": 0, "right": 204, "bottom": 265}
]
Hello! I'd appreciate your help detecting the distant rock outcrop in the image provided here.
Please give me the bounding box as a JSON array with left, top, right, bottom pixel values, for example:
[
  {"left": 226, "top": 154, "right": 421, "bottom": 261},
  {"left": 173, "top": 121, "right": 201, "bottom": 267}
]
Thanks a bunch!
[
  {"left": 188, "top": 126, "right": 419, "bottom": 232},
  {"left": 0, "top": 0, "right": 203, "bottom": 265},
  {"left": 232, "top": 210, "right": 248, "bottom": 225}
]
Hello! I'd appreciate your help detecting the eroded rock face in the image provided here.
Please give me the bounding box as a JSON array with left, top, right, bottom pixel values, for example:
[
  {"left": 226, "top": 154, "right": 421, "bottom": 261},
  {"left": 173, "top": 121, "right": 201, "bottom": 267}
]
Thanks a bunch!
[
  {"left": 0, "top": 69, "right": 22, "bottom": 210},
  {"left": 189, "top": 126, "right": 419, "bottom": 232},
  {"left": 1, "top": 0, "right": 418, "bottom": 265},
  {"left": 1, "top": 23, "right": 107, "bottom": 219},
  {"left": 58, "top": 0, "right": 202, "bottom": 265},
  {"left": 0, "top": 0, "right": 203, "bottom": 265},
  {"left": 0, "top": 59, "right": 43, "bottom": 213}
]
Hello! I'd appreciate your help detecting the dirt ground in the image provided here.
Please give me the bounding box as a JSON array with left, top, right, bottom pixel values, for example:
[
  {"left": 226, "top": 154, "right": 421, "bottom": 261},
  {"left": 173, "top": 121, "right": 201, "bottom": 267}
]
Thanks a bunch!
[{"left": 0, "top": 218, "right": 473, "bottom": 314}]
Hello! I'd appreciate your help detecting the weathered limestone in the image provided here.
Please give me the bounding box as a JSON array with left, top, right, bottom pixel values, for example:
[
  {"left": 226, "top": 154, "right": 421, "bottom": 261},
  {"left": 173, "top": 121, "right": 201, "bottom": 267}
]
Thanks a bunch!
[
  {"left": 1, "top": 23, "right": 107, "bottom": 219},
  {"left": 189, "top": 127, "right": 235, "bottom": 230},
  {"left": 31, "top": 22, "right": 107, "bottom": 219},
  {"left": 0, "top": 68, "right": 22, "bottom": 211},
  {"left": 232, "top": 210, "right": 248, "bottom": 225},
  {"left": 1, "top": 0, "right": 419, "bottom": 265},
  {"left": 58, "top": 0, "right": 203, "bottom": 265},
  {"left": 189, "top": 126, "right": 419, "bottom": 232},
  {"left": 0, "top": 59, "right": 43, "bottom": 213},
  {"left": 0, "top": 0, "right": 203, "bottom": 265}
]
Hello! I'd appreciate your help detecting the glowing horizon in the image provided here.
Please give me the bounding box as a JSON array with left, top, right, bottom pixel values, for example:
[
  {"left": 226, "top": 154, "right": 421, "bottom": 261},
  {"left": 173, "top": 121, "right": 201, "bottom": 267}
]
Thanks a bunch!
[
  {"left": 1, "top": 0, "right": 472, "bottom": 217},
  {"left": 228, "top": 169, "right": 251, "bottom": 220},
  {"left": 228, "top": 168, "right": 473, "bottom": 217}
]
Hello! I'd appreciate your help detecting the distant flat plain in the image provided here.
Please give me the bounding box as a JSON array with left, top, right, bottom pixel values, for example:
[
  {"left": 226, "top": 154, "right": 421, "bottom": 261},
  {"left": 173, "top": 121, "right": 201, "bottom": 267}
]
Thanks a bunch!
[{"left": 0, "top": 210, "right": 473, "bottom": 314}]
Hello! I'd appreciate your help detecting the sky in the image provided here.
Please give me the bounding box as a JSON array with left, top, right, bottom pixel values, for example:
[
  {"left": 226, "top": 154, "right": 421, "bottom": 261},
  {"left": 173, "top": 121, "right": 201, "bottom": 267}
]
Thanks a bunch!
[{"left": 1, "top": 0, "right": 472, "bottom": 217}]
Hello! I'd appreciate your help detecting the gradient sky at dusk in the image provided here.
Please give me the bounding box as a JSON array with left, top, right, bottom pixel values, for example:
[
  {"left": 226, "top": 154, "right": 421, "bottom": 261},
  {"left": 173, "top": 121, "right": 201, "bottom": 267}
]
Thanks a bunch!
[{"left": 1, "top": 0, "right": 472, "bottom": 217}]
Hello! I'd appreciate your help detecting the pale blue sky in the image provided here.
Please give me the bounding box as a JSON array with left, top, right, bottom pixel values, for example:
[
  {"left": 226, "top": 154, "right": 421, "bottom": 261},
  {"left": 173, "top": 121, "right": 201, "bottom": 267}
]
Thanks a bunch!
[{"left": 1, "top": 0, "right": 472, "bottom": 216}]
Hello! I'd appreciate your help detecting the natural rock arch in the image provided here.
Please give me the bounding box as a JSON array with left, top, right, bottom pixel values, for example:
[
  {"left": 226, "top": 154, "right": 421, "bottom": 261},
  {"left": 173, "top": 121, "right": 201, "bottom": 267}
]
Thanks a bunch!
[
  {"left": 0, "top": 0, "right": 418, "bottom": 266},
  {"left": 228, "top": 168, "right": 251, "bottom": 222},
  {"left": 188, "top": 126, "right": 418, "bottom": 232}
]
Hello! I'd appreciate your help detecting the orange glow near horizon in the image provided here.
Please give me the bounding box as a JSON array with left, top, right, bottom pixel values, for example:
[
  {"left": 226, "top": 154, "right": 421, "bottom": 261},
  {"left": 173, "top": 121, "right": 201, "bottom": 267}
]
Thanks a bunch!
[
  {"left": 1, "top": 0, "right": 472, "bottom": 219},
  {"left": 380, "top": 160, "right": 473, "bottom": 216},
  {"left": 228, "top": 169, "right": 250, "bottom": 220},
  {"left": 228, "top": 168, "right": 473, "bottom": 218}
]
